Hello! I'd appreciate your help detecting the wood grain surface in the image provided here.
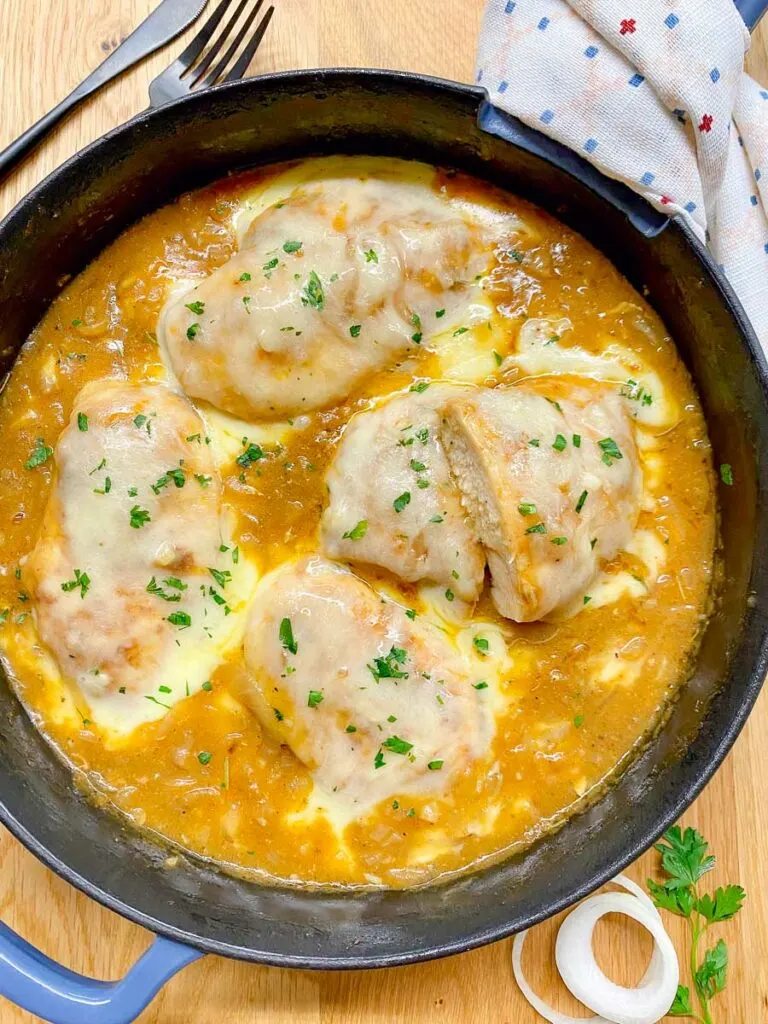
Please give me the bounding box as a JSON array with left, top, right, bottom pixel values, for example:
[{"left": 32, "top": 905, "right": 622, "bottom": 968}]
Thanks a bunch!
[{"left": 1, "top": 2, "right": 767, "bottom": 1021}]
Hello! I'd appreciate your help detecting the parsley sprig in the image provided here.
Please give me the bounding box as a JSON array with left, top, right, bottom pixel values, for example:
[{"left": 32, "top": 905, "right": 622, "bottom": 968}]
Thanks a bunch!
[{"left": 647, "top": 826, "right": 745, "bottom": 1022}]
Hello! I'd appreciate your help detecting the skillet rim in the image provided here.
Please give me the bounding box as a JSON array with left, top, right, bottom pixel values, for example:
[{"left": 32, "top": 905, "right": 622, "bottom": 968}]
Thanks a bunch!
[{"left": 1, "top": 67, "right": 767, "bottom": 969}]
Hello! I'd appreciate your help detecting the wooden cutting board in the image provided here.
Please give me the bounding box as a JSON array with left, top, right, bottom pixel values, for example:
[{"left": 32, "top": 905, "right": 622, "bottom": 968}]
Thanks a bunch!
[{"left": 1, "top": 2, "right": 767, "bottom": 1020}]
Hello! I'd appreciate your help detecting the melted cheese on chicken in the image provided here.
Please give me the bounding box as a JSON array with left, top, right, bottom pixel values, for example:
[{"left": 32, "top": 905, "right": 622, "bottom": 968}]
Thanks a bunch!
[
  {"left": 242, "top": 556, "right": 491, "bottom": 809},
  {"left": 321, "top": 384, "right": 485, "bottom": 600},
  {"left": 27, "top": 381, "right": 251, "bottom": 732},
  {"left": 158, "top": 176, "right": 494, "bottom": 419},
  {"left": 441, "top": 382, "right": 642, "bottom": 621}
]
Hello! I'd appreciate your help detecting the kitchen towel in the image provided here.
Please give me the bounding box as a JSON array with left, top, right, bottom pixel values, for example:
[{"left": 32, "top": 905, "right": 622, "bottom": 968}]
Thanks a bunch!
[{"left": 476, "top": 0, "right": 768, "bottom": 348}]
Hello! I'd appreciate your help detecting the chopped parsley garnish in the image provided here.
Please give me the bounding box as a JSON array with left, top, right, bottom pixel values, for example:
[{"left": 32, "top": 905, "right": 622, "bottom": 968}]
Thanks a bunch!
[
  {"left": 239, "top": 272, "right": 252, "bottom": 282},
  {"left": 208, "top": 567, "right": 232, "bottom": 589},
  {"left": 583, "top": 595, "right": 592, "bottom": 605},
  {"left": 453, "top": 326, "right": 469, "bottom": 336},
  {"left": 185, "top": 300, "right": 205, "bottom": 315},
  {"left": 342, "top": 520, "right": 368, "bottom": 541},
  {"left": 232, "top": 547, "right": 239, "bottom": 564},
  {"left": 77, "top": 413, "right": 88, "bottom": 432},
  {"left": 364, "top": 249, "right": 378, "bottom": 263},
  {"left": 572, "top": 434, "right": 581, "bottom": 448},
  {"left": 405, "top": 608, "right": 417, "bottom": 620},
  {"left": 435, "top": 308, "right": 445, "bottom": 318},
  {"left": 273, "top": 707, "right": 285, "bottom": 721},
  {"left": 71, "top": 318, "right": 82, "bottom": 327},
  {"left": 410, "top": 381, "right": 430, "bottom": 393},
  {"left": 518, "top": 502, "right": 537, "bottom": 517},
  {"left": 598, "top": 437, "right": 623, "bottom": 466},
  {"left": 473, "top": 636, "right": 489, "bottom": 654},
  {"left": 93, "top": 476, "right": 111, "bottom": 495},
  {"left": 620, "top": 378, "right": 653, "bottom": 406},
  {"left": 167, "top": 611, "right": 191, "bottom": 629},
  {"left": 279, "top": 617, "right": 298, "bottom": 655},
  {"left": 552, "top": 433, "right": 567, "bottom": 452},
  {"left": 493, "top": 350, "right": 503, "bottom": 367},
  {"left": 345, "top": 724, "right": 357, "bottom": 733},
  {"left": 506, "top": 248, "right": 524, "bottom": 263},
  {"left": 546, "top": 397, "right": 563, "bottom": 413},
  {"left": 528, "top": 438, "right": 540, "bottom": 447},
  {"left": 127, "top": 487, "right": 138, "bottom": 497},
  {"left": 146, "top": 576, "right": 186, "bottom": 602},
  {"left": 429, "top": 514, "right": 444, "bottom": 524},
  {"left": 410, "top": 459, "right": 426, "bottom": 472},
  {"left": 575, "top": 490, "right": 588, "bottom": 514},
  {"left": 158, "top": 685, "right": 172, "bottom": 694},
  {"left": 129, "top": 505, "right": 151, "bottom": 529},
  {"left": 133, "top": 414, "right": 148, "bottom": 430},
  {"left": 186, "top": 323, "right": 200, "bottom": 340},
  {"left": 473, "top": 681, "right": 489, "bottom": 690},
  {"left": 61, "top": 569, "right": 90, "bottom": 599},
  {"left": 349, "top": 324, "right": 362, "bottom": 337},
  {"left": 444, "top": 588, "right": 455, "bottom": 602},
  {"left": 197, "top": 751, "right": 212, "bottom": 765},
  {"left": 302, "top": 270, "right": 325, "bottom": 309},
  {"left": 411, "top": 331, "right": 422, "bottom": 344},
  {"left": 242, "top": 296, "right": 252, "bottom": 313},
  {"left": 151, "top": 468, "right": 185, "bottom": 494},
  {"left": 367, "top": 645, "right": 408, "bottom": 683},
  {"left": 307, "top": 690, "right": 324, "bottom": 709},
  {"left": 590, "top": 537, "right": 597, "bottom": 549},
  {"left": 382, "top": 735, "right": 413, "bottom": 755},
  {"left": 415, "top": 427, "right": 429, "bottom": 443},
  {"left": 374, "top": 750, "right": 386, "bottom": 769},
  {"left": 551, "top": 536, "right": 568, "bottom": 545},
  {"left": 720, "top": 463, "right": 733, "bottom": 486},
  {"left": 237, "top": 442, "right": 264, "bottom": 468},
  {"left": 201, "top": 680, "right": 213, "bottom": 691},
  {"left": 525, "top": 522, "right": 546, "bottom": 535},
  {"left": 573, "top": 714, "right": 585, "bottom": 728},
  {"left": 24, "top": 438, "right": 53, "bottom": 470},
  {"left": 195, "top": 473, "right": 211, "bottom": 488},
  {"left": 427, "top": 760, "right": 444, "bottom": 771},
  {"left": 393, "top": 491, "right": 411, "bottom": 513},
  {"left": 283, "top": 240, "right": 302, "bottom": 253},
  {"left": 262, "top": 257, "right": 279, "bottom": 274}
]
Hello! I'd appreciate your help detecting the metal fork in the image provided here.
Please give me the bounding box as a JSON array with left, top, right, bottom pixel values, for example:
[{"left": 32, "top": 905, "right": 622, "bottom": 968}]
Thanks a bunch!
[{"left": 149, "top": 0, "right": 275, "bottom": 108}]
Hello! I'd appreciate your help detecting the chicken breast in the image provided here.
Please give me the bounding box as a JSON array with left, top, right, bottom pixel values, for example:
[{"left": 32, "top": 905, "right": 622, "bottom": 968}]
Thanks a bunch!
[
  {"left": 441, "top": 383, "right": 642, "bottom": 621},
  {"left": 28, "top": 381, "right": 246, "bottom": 731},
  {"left": 158, "top": 177, "right": 491, "bottom": 418},
  {"left": 242, "top": 556, "right": 490, "bottom": 809},
  {"left": 321, "top": 385, "right": 485, "bottom": 601}
]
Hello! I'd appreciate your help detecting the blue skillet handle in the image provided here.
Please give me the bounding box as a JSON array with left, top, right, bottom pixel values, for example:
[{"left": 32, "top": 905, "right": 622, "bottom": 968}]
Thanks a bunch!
[
  {"left": 0, "top": 920, "right": 203, "bottom": 1024},
  {"left": 735, "top": 0, "right": 768, "bottom": 30}
]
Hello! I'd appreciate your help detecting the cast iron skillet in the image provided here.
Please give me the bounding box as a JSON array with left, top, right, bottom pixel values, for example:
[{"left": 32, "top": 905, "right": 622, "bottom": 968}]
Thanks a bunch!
[{"left": 1, "top": 65, "right": 768, "bottom": 1023}]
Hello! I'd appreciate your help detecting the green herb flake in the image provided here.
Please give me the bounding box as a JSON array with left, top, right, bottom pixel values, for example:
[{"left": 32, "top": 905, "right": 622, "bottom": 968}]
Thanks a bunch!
[
  {"left": 77, "top": 413, "right": 88, "bottom": 432},
  {"left": 720, "top": 463, "right": 733, "bottom": 486},
  {"left": 393, "top": 492, "right": 411, "bottom": 514},
  {"left": 201, "top": 680, "right": 213, "bottom": 692},
  {"left": 410, "top": 459, "right": 426, "bottom": 473},
  {"left": 473, "top": 636, "right": 489, "bottom": 654},
  {"left": 444, "top": 588, "right": 455, "bottom": 602},
  {"left": 551, "top": 536, "right": 568, "bottom": 546},
  {"left": 409, "top": 381, "right": 430, "bottom": 393},
  {"left": 208, "top": 567, "right": 232, "bottom": 589},
  {"left": 237, "top": 442, "right": 264, "bottom": 468},
  {"left": 573, "top": 714, "right": 585, "bottom": 728},
  {"left": 302, "top": 270, "right": 325, "bottom": 309},
  {"left": 307, "top": 690, "right": 324, "bottom": 709},
  {"left": 345, "top": 724, "right": 357, "bottom": 733},
  {"left": 382, "top": 735, "right": 413, "bottom": 755},
  {"left": 572, "top": 433, "right": 581, "bottom": 448},
  {"left": 279, "top": 617, "right": 298, "bottom": 655},
  {"left": 405, "top": 608, "right": 417, "bottom": 620},
  {"left": 583, "top": 595, "right": 592, "bottom": 605},
  {"left": 473, "top": 681, "right": 489, "bottom": 690},
  {"left": 364, "top": 249, "right": 378, "bottom": 264},
  {"left": 273, "top": 707, "right": 285, "bottom": 721},
  {"left": 197, "top": 751, "right": 212, "bottom": 765},
  {"left": 374, "top": 750, "right": 386, "bottom": 769},
  {"left": 528, "top": 438, "right": 540, "bottom": 448},
  {"left": 493, "top": 350, "right": 503, "bottom": 366},
  {"left": 435, "top": 308, "right": 445, "bottom": 318},
  {"left": 282, "top": 240, "right": 302, "bottom": 253},
  {"left": 185, "top": 300, "right": 205, "bottom": 315},
  {"left": 552, "top": 434, "right": 567, "bottom": 452},
  {"left": 598, "top": 437, "right": 623, "bottom": 466},
  {"left": 129, "top": 505, "right": 151, "bottom": 529},
  {"left": 517, "top": 502, "right": 537, "bottom": 517},
  {"left": 262, "top": 257, "right": 279, "bottom": 275},
  {"left": 61, "top": 569, "right": 90, "bottom": 599},
  {"left": 575, "top": 490, "right": 588, "bottom": 514},
  {"left": 453, "top": 326, "right": 469, "bottom": 337},
  {"left": 239, "top": 272, "right": 252, "bottom": 282},
  {"left": 349, "top": 324, "right": 362, "bottom": 338},
  {"left": 167, "top": 611, "right": 191, "bottom": 629},
  {"left": 342, "top": 519, "right": 368, "bottom": 541},
  {"left": 367, "top": 646, "right": 408, "bottom": 683},
  {"left": 186, "top": 323, "right": 200, "bottom": 340},
  {"left": 525, "top": 522, "right": 546, "bottom": 535},
  {"left": 427, "top": 760, "right": 444, "bottom": 771},
  {"left": 24, "top": 438, "right": 53, "bottom": 470}
]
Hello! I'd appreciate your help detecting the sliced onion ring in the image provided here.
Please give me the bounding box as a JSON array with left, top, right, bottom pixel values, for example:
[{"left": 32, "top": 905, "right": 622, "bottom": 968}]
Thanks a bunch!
[{"left": 511, "top": 874, "right": 678, "bottom": 1024}]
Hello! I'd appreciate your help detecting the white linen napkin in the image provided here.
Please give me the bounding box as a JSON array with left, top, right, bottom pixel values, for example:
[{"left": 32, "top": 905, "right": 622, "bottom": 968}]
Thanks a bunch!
[{"left": 476, "top": 0, "right": 768, "bottom": 348}]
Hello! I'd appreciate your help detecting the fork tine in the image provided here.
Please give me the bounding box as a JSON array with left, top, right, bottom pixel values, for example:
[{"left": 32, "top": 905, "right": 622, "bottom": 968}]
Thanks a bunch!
[
  {"left": 222, "top": 5, "right": 275, "bottom": 83},
  {"left": 187, "top": 0, "right": 250, "bottom": 83},
  {"left": 176, "top": 0, "right": 238, "bottom": 69},
  {"left": 200, "top": 0, "right": 264, "bottom": 88}
]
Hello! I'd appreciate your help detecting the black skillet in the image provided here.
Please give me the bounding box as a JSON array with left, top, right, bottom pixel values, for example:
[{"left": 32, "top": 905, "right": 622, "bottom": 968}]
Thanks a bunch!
[{"left": 1, "top": 35, "right": 768, "bottom": 1024}]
